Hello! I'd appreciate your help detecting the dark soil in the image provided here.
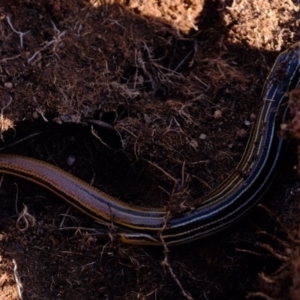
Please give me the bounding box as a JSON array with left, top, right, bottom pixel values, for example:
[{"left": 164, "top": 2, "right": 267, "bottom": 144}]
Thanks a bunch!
[{"left": 1, "top": 0, "right": 300, "bottom": 299}]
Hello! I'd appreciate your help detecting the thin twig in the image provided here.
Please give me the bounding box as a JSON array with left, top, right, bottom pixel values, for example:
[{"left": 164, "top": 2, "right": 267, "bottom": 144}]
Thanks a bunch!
[
  {"left": 91, "top": 126, "right": 116, "bottom": 151},
  {"left": 0, "top": 132, "right": 43, "bottom": 151},
  {"left": 59, "top": 206, "right": 71, "bottom": 228},
  {"left": 246, "top": 292, "right": 274, "bottom": 300},
  {"left": 6, "top": 16, "right": 30, "bottom": 48},
  {"left": 27, "top": 24, "right": 66, "bottom": 64},
  {"left": 86, "top": 119, "right": 116, "bottom": 131},
  {"left": 256, "top": 242, "right": 289, "bottom": 262},
  {"left": 159, "top": 214, "right": 194, "bottom": 300},
  {"left": 1, "top": 95, "right": 13, "bottom": 115},
  {"left": 0, "top": 54, "right": 22, "bottom": 63},
  {"left": 12, "top": 259, "right": 23, "bottom": 300},
  {"left": 144, "top": 159, "right": 178, "bottom": 184},
  {"left": 16, "top": 204, "right": 36, "bottom": 231}
]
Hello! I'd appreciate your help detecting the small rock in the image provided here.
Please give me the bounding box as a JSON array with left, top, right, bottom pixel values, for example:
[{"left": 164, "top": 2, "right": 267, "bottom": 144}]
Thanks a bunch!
[
  {"left": 214, "top": 109, "right": 222, "bottom": 119},
  {"left": 4, "top": 82, "right": 13, "bottom": 88},
  {"left": 280, "top": 123, "right": 288, "bottom": 130},
  {"left": 190, "top": 139, "right": 198, "bottom": 148},
  {"left": 32, "top": 111, "right": 39, "bottom": 119},
  {"left": 67, "top": 156, "right": 76, "bottom": 166},
  {"left": 244, "top": 119, "right": 250, "bottom": 126},
  {"left": 236, "top": 128, "right": 248, "bottom": 139}
]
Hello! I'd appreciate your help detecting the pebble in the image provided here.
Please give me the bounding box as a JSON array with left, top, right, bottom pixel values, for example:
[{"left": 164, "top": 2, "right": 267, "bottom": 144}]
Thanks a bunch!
[
  {"left": 200, "top": 133, "right": 207, "bottom": 140},
  {"left": 214, "top": 109, "right": 222, "bottom": 119},
  {"left": 4, "top": 82, "right": 13, "bottom": 88},
  {"left": 67, "top": 155, "right": 76, "bottom": 166},
  {"left": 190, "top": 139, "right": 198, "bottom": 148},
  {"left": 236, "top": 128, "right": 248, "bottom": 139},
  {"left": 244, "top": 119, "right": 250, "bottom": 126}
]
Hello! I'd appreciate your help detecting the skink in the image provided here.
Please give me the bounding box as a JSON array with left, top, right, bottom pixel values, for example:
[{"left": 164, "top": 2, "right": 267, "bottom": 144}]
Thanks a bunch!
[{"left": 1, "top": 43, "right": 300, "bottom": 245}]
